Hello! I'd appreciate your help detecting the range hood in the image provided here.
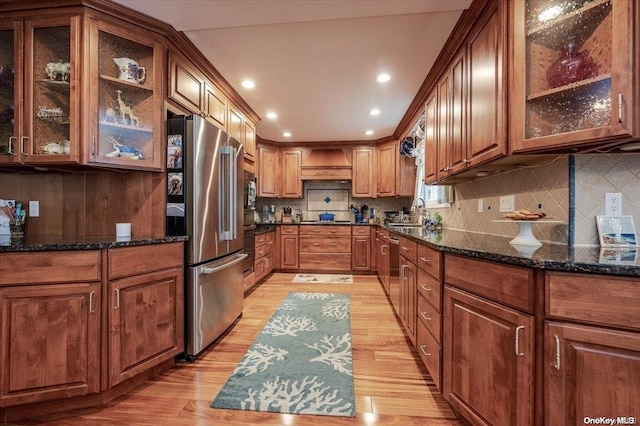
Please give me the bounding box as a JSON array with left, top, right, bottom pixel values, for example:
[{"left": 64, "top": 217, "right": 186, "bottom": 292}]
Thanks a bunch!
[{"left": 300, "top": 149, "right": 352, "bottom": 180}]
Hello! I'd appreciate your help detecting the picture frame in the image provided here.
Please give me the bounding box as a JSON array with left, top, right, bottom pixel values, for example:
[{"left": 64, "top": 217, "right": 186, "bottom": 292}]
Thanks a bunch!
[{"left": 596, "top": 215, "right": 638, "bottom": 247}]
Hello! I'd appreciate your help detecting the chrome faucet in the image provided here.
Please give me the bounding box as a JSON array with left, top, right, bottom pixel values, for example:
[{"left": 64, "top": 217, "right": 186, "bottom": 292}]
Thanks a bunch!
[
  {"left": 414, "top": 197, "right": 426, "bottom": 224},
  {"left": 415, "top": 197, "right": 426, "bottom": 208}
]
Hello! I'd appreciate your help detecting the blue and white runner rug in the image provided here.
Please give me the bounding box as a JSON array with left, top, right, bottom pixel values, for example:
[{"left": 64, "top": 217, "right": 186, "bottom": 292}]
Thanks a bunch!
[{"left": 211, "top": 292, "right": 355, "bottom": 417}]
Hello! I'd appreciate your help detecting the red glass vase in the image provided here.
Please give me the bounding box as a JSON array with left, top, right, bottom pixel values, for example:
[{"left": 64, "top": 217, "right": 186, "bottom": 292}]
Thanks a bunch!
[{"left": 546, "top": 41, "right": 597, "bottom": 89}]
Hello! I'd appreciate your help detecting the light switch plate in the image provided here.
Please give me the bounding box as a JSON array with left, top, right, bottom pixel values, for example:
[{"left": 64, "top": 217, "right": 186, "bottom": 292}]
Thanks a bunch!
[
  {"left": 29, "top": 200, "right": 39, "bottom": 217},
  {"left": 477, "top": 199, "right": 484, "bottom": 213},
  {"left": 499, "top": 195, "right": 515, "bottom": 212}
]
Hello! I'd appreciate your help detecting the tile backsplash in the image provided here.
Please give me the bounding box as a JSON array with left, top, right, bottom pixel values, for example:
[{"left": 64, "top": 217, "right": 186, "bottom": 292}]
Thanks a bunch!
[
  {"left": 573, "top": 153, "right": 640, "bottom": 246},
  {"left": 430, "top": 156, "right": 570, "bottom": 244}
]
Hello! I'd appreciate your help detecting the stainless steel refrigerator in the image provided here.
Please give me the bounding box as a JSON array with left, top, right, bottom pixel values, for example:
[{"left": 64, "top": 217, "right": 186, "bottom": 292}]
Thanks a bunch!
[{"left": 166, "top": 115, "right": 246, "bottom": 361}]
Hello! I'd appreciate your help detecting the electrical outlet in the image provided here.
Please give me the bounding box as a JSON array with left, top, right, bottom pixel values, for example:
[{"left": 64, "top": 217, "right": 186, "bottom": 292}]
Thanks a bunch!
[
  {"left": 605, "top": 192, "right": 622, "bottom": 216},
  {"left": 499, "top": 195, "right": 515, "bottom": 212},
  {"left": 29, "top": 200, "right": 39, "bottom": 217},
  {"left": 478, "top": 199, "right": 484, "bottom": 213}
]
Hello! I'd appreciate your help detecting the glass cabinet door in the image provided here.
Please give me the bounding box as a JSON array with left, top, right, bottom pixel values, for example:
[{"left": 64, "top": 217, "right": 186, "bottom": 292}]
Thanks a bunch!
[
  {"left": 0, "top": 22, "right": 20, "bottom": 164},
  {"left": 512, "top": 0, "right": 633, "bottom": 152},
  {"left": 25, "top": 17, "right": 80, "bottom": 163},
  {"left": 90, "top": 20, "right": 163, "bottom": 171}
]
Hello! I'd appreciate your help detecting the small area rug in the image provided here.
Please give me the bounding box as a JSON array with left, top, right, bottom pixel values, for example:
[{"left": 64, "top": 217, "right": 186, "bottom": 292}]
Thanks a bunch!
[
  {"left": 211, "top": 292, "right": 355, "bottom": 417},
  {"left": 292, "top": 274, "right": 353, "bottom": 284}
]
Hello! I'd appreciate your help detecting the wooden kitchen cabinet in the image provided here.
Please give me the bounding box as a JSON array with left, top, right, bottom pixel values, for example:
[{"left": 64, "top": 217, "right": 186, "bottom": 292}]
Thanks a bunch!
[
  {"left": 88, "top": 16, "right": 164, "bottom": 171},
  {"left": 107, "top": 243, "right": 184, "bottom": 388},
  {"left": 280, "top": 148, "right": 302, "bottom": 198},
  {"left": 0, "top": 250, "right": 102, "bottom": 407},
  {"left": 279, "top": 225, "right": 299, "bottom": 270},
  {"left": 257, "top": 143, "right": 279, "bottom": 198},
  {"left": 424, "top": 90, "right": 438, "bottom": 184},
  {"left": 227, "top": 104, "right": 244, "bottom": 144},
  {"left": 352, "top": 147, "right": 376, "bottom": 198},
  {"left": 399, "top": 237, "right": 417, "bottom": 345},
  {"left": 375, "top": 228, "right": 390, "bottom": 294},
  {"left": 511, "top": 0, "right": 634, "bottom": 152},
  {"left": 168, "top": 48, "right": 229, "bottom": 131},
  {"left": 443, "top": 254, "right": 535, "bottom": 426},
  {"left": 377, "top": 140, "right": 415, "bottom": 197},
  {"left": 0, "top": 16, "right": 81, "bottom": 166},
  {"left": 351, "top": 226, "right": 371, "bottom": 270},
  {"left": 244, "top": 120, "right": 255, "bottom": 161},
  {"left": 544, "top": 271, "right": 640, "bottom": 425},
  {"left": 299, "top": 225, "right": 351, "bottom": 271}
]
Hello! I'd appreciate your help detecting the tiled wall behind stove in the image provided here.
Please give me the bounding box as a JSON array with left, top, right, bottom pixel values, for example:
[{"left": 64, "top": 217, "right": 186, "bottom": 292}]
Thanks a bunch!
[
  {"left": 434, "top": 156, "right": 570, "bottom": 244},
  {"left": 573, "top": 154, "right": 640, "bottom": 246},
  {"left": 256, "top": 180, "right": 410, "bottom": 223}
]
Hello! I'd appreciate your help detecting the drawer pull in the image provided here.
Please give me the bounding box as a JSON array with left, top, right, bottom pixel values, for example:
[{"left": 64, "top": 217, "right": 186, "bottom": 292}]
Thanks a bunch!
[
  {"left": 618, "top": 92, "right": 623, "bottom": 123},
  {"left": 419, "top": 345, "right": 431, "bottom": 357},
  {"left": 554, "top": 335, "right": 561, "bottom": 370},
  {"left": 419, "top": 256, "right": 431, "bottom": 264},
  {"left": 313, "top": 243, "right": 320, "bottom": 246},
  {"left": 114, "top": 288, "right": 120, "bottom": 309},
  {"left": 89, "top": 291, "right": 95, "bottom": 314},
  {"left": 515, "top": 325, "right": 525, "bottom": 357},
  {"left": 420, "top": 312, "right": 432, "bottom": 321},
  {"left": 420, "top": 284, "right": 432, "bottom": 293},
  {"left": 402, "top": 247, "right": 410, "bottom": 252}
]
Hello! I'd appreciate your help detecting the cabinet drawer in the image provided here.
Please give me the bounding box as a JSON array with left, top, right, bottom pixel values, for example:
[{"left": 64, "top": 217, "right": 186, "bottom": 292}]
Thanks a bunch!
[
  {"left": 255, "top": 244, "right": 266, "bottom": 259},
  {"left": 265, "top": 232, "right": 275, "bottom": 254},
  {"left": 398, "top": 237, "right": 418, "bottom": 263},
  {"left": 417, "top": 244, "right": 441, "bottom": 279},
  {"left": 255, "top": 233, "right": 266, "bottom": 246},
  {"left": 299, "top": 236, "right": 351, "bottom": 253},
  {"left": 417, "top": 268, "right": 442, "bottom": 313},
  {"left": 299, "top": 225, "right": 351, "bottom": 236},
  {"left": 418, "top": 292, "right": 441, "bottom": 343},
  {"left": 417, "top": 320, "right": 441, "bottom": 391},
  {"left": 547, "top": 272, "right": 640, "bottom": 331},
  {"left": 108, "top": 242, "right": 183, "bottom": 280},
  {"left": 445, "top": 254, "right": 535, "bottom": 313},
  {"left": 352, "top": 226, "right": 370, "bottom": 235},
  {"left": 299, "top": 253, "right": 351, "bottom": 270},
  {"left": 0, "top": 250, "right": 101, "bottom": 285},
  {"left": 280, "top": 225, "right": 299, "bottom": 235}
]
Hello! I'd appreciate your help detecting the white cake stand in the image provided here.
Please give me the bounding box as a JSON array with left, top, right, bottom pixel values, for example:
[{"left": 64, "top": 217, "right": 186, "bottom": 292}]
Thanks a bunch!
[{"left": 492, "top": 220, "right": 564, "bottom": 246}]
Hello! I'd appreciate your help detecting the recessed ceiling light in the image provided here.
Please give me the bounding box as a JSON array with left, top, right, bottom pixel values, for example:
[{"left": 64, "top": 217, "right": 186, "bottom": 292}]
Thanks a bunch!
[
  {"left": 266, "top": 111, "right": 278, "bottom": 119},
  {"left": 241, "top": 79, "right": 255, "bottom": 89},
  {"left": 369, "top": 108, "right": 381, "bottom": 116},
  {"left": 376, "top": 73, "right": 390, "bottom": 83},
  {"left": 283, "top": 131, "right": 291, "bottom": 137},
  {"left": 364, "top": 130, "right": 374, "bottom": 136}
]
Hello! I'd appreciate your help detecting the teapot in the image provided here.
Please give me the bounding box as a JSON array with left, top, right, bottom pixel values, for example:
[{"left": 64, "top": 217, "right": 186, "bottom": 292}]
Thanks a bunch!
[{"left": 113, "top": 57, "right": 146, "bottom": 84}]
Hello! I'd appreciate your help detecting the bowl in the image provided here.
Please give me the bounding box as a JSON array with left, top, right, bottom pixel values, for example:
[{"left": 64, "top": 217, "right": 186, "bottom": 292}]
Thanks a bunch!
[{"left": 318, "top": 212, "right": 335, "bottom": 221}]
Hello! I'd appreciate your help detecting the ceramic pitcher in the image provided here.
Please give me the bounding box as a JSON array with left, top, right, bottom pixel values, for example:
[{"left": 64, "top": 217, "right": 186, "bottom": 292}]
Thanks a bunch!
[{"left": 113, "top": 57, "right": 146, "bottom": 84}]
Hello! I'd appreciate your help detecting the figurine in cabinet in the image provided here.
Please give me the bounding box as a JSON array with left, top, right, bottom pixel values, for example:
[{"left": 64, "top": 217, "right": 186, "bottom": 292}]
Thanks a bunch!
[
  {"left": 44, "top": 61, "right": 70, "bottom": 82},
  {"left": 115, "top": 90, "right": 140, "bottom": 126},
  {"left": 106, "top": 136, "right": 143, "bottom": 159}
]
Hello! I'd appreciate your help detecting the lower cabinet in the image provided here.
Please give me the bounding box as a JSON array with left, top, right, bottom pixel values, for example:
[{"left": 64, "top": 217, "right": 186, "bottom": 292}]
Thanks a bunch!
[
  {"left": 399, "top": 254, "right": 417, "bottom": 345},
  {"left": 107, "top": 243, "right": 184, "bottom": 388},
  {"left": 443, "top": 286, "right": 534, "bottom": 426},
  {"left": 0, "top": 282, "right": 101, "bottom": 407},
  {"left": 255, "top": 231, "right": 276, "bottom": 282},
  {"left": 299, "top": 225, "right": 351, "bottom": 271},
  {"left": 279, "top": 225, "right": 299, "bottom": 270},
  {"left": 351, "top": 226, "right": 371, "bottom": 271}
]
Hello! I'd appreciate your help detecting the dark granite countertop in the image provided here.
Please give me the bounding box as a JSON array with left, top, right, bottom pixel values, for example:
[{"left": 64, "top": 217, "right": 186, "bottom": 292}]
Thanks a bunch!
[
  {"left": 384, "top": 226, "right": 640, "bottom": 278},
  {"left": 0, "top": 235, "right": 188, "bottom": 252},
  {"left": 255, "top": 224, "right": 276, "bottom": 234}
]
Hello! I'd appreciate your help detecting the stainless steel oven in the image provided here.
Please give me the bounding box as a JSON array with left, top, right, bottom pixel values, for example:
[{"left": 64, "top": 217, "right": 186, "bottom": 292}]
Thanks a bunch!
[{"left": 243, "top": 170, "right": 256, "bottom": 276}]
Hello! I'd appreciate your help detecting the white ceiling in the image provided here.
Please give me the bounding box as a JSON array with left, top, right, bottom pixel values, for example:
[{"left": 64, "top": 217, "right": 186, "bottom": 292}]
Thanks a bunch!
[{"left": 114, "top": 0, "right": 471, "bottom": 142}]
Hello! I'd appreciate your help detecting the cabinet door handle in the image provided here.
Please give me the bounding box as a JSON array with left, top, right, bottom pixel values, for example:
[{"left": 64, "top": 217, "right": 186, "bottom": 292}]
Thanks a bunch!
[
  {"left": 463, "top": 159, "right": 471, "bottom": 164},
  {"left": 419, "top": 345, "right": 431, "bottom": 357},
  {"left": 618, "top": 92, "right": 623, "bottom": 124},
  {"left": 515, "top": 325, "right": 525, "bottom": 356},
  {"left": 20, "top": 136, "right": 28, "bottom": 155},
  {"left": 401, "top": 265, "right": 407, "bottom": 279},
  {"left": 420, "top": 312, "right": 431, "bottom": 321},
  {"left": 419, "top": 256, "right": 431, "bottom": 264},
  {"left": 114, "top": 288, "right": 120, "bottom": 309},
  {"left": 553, "top": 335, "right": 561, "bottom": 370},
  {"left": 89, "top": 291, "right": 95, "bottom": 313},
  {"left": 420, "top": 284, "right": 432, "bottom": 293},
  {"left": 7, "top": 136, "right": 16, "bottom": 155},
  {"left": 381, "top": 245, "right": 387, "bottom": 254}
]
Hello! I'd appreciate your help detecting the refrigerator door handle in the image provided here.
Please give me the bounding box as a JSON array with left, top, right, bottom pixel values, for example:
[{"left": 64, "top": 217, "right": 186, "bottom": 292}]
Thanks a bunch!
[
  {"left": 219, "top": 145, "right": 233, "bottom": 241},
  {"left": 201, "top": 253, "right": 248, "bottom": 274},
  {"left": 230, "top": 145, "right": 240, "bottom": 240}
]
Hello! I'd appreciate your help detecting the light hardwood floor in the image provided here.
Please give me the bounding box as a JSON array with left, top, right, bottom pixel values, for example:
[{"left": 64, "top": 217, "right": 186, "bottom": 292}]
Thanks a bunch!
[{"left": 19, "top": 273, "right": 461, "bottom": 425}]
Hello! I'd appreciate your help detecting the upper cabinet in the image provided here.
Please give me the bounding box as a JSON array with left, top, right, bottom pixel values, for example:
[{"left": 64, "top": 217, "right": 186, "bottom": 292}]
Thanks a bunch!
[
  {"left": 511, "top": 0, "right": 634, "bottom": 152},
  {"left": 352, "top": 147, "right": 376, "bottom": 198},
  {"left": 377, "top": 140, "right": 415, "bottom": 197},
  {"left": 88, "top": 17, "right": 164, "bottom": 170},
  {"left": 0, "top": 16, "right": 81, "bottom": 166}
]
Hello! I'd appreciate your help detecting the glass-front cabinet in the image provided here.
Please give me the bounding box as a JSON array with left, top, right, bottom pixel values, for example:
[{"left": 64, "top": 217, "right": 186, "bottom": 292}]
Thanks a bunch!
[
  {"left": 511, "top": 0, "right": 634, "bottom": 152},
  {"left": 0, "top": 17, "right": 80, "bottom": 165},
  {"left": 88, "top": 19, "right": 163, "bottom": 170}
]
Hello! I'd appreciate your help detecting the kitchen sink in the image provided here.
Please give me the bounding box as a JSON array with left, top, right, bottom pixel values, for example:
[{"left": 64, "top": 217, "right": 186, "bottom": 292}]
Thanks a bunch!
[{"left": 387, "top": 223, "right": 424, "bottom": 228}]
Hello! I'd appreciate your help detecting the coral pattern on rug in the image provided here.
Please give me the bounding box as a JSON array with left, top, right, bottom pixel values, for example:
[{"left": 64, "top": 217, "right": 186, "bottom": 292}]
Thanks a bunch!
[
  {"left": 211, "top": 292, "right": 355, "bottom": 417},
  {"left": 292, "top": 274, "right": 353, "bottom": 284}
]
